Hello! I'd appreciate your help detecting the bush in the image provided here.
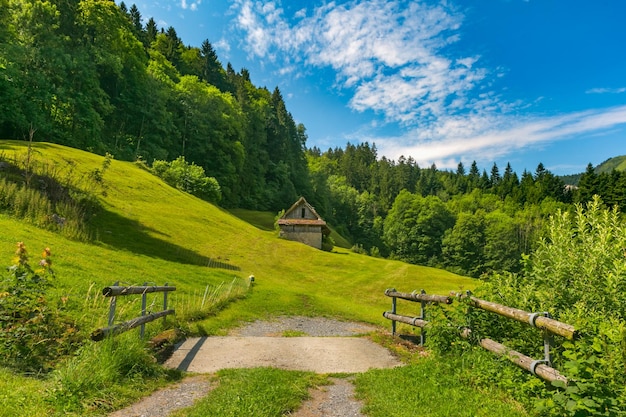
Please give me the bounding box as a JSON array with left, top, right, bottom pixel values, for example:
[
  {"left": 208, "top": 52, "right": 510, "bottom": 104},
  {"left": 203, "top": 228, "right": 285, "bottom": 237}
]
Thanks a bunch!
[
  {"left": 429, "top": 196, "right": 626, "bottom": 415},
  {"left": 152, "top": 156, "right": 221, "bottom": 203},
  {"left": 0, "top": 243, "right": 79, "bottom": 373}
]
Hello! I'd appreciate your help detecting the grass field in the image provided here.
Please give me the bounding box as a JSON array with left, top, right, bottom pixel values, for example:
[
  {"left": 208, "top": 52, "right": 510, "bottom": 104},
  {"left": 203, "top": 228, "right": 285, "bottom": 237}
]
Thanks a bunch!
[{"left": 0, "top": 140, "right": 528, "bottom": 416}]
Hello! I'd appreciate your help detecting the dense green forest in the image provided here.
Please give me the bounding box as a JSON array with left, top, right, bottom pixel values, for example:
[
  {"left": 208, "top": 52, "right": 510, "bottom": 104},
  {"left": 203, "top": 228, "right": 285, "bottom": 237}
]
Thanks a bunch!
[
  {"left": 0, "top": 0, "right": 311, "bottom": 210},
  {"left": 2, "top": 0, "right": 626, "bottom": 278}
]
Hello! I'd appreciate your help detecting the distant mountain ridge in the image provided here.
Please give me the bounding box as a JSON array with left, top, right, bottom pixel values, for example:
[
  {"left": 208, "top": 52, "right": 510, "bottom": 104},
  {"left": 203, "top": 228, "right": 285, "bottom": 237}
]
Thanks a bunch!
[
  {"left": 596, "top": 155, "right": 626, "bottom": 174},
  {"left": 560, "top": 155, "right": 626, "bottom": 185}
]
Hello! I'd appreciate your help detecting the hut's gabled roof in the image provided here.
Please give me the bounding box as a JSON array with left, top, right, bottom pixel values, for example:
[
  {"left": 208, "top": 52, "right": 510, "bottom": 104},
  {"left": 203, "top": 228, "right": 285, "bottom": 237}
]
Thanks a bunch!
[{"left": 277, "top": 197, "right": 330, "bottom": 235}]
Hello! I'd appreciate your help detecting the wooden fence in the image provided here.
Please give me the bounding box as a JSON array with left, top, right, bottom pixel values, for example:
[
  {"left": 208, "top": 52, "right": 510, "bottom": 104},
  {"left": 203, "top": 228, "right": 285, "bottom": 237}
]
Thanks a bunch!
[
  {"left": 91, "top": 283, "right": 176, "bottom": 341},
  {"left": 383, "top": 288, "right": 575, "bottom": 384}
]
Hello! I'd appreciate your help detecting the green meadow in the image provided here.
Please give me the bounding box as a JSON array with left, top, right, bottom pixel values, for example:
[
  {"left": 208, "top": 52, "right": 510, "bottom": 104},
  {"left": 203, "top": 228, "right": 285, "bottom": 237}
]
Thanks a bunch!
[{"left": 0, "top": 141, "right": 528, "bottom": 416}]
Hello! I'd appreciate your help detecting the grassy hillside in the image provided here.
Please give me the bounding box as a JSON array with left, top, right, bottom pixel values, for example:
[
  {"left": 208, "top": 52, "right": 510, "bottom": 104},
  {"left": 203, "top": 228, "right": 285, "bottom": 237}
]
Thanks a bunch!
[
  {"left": 1, "top": 141, "right": 522, "bottom": 416},
  {"left": 0, "top": 141, "right": 473, "bottom": 329},
  {"left": 596, "top": 154, "right": 626, "bottom": 173},
  {"left": 561, "top": 154, "right": 626, "bottom": 185}
]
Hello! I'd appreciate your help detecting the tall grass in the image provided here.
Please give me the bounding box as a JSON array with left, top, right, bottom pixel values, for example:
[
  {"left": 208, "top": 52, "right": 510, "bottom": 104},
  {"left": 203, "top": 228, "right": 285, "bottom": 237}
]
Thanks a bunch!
[
  {"left": 49, "top": 333, "right": 177, "bottom": 415},
  {"left": 355, "top": 355, "right": 529, "bottom": 417},
  {"left": 0, "top": 156, "right": 91, "bottom": 241},
  {"left": 0, "top": 177, "right": 51, "bottom": 225},
  {"left": 176, "top": 277, "right": 251, "bottom": 322}
]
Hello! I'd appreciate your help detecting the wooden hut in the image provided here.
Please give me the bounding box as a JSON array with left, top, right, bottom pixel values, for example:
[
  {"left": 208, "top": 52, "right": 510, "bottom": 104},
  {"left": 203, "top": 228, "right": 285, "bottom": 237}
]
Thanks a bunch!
[{"left": 277, "top": 197, "right": 330, "bottom": 249}]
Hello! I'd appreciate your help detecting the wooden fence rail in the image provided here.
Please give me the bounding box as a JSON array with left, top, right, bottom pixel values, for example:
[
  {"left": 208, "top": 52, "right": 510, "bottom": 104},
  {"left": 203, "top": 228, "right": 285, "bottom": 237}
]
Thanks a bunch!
[
  {"left": 460, "top": 328, "right": 568, "bottom": 384},
  {"left": 91, "top": 283, "right": 176, "bottom": 342},
  {"left": 454, "top": 292, "right": 577, "bottom": 340},
  {"left": 383, "top": 288, "right": 575, "bottom": 384}
]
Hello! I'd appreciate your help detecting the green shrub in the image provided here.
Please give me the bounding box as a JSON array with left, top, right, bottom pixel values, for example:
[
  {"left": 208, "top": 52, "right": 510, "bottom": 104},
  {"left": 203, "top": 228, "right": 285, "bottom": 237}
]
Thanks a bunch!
[
  {"left": 322, "top": 234, "right": 335, "bottom": 252},
  {"left": 152, "top": 156, "right": 221, "bottom": 203},
  {"left": 0, "top": 243, "right": 80, "bottom": 373},
  {"left": 430, "top": 196, "right": 626, "bottom": 415}
]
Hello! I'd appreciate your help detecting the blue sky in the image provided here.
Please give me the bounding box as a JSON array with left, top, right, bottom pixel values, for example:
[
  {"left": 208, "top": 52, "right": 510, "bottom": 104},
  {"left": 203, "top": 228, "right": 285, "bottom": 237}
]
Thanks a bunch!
[{"left": 133, "top": 0, "right": 626, "bottom": 175}]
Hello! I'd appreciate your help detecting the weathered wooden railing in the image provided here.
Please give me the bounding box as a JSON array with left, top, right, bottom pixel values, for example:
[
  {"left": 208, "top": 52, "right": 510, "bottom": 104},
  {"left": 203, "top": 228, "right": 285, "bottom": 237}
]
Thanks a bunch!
[
  {"left": 383, "top": 289, "right": 576, "bottom": 384},
  {"left": 383, "top": 288, "right": 452, "bottom": 345},
  {"left": 91, "top": 283, "right": 176, "bottom": 342}
]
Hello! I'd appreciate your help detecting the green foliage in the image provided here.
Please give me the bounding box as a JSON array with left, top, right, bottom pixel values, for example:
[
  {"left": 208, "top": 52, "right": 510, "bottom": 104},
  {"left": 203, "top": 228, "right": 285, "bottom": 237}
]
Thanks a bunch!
[
  {"left": 383, "top": 191, "right": 455, "bottom": 266},
  {"left": 321, "top": 234, "right": 335, "bottom": 252},
  {"left": 0, "top": 243, "right": 78, "bottom": 373},
  {"left": 435, "top": 196, "right": 626, "bottom": 415},
  {"left": 152, "top": 156, "right": 221, "bottom": 203}
]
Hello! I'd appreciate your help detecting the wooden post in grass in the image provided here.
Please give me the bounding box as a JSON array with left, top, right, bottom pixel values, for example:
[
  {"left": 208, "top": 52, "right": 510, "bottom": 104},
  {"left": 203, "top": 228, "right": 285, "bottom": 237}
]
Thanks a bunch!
[
  {"left": 93, "top": 283, "right": 176, "bottom": 341},
  {"left": 102, "top": 285, "right": 176, "bottom": 297}
]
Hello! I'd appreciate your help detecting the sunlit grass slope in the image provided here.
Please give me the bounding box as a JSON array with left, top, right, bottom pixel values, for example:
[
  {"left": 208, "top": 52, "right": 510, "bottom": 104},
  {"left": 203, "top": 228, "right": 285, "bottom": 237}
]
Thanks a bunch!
[{"left": 0, "top": 140, "right": 475, "bottom": 334}]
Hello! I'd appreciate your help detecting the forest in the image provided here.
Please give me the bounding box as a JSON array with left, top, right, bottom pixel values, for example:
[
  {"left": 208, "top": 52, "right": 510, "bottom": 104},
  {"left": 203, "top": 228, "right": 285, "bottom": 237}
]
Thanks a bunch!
[{"left": 2, "top": 0, "right": 626, "bottom": 278}]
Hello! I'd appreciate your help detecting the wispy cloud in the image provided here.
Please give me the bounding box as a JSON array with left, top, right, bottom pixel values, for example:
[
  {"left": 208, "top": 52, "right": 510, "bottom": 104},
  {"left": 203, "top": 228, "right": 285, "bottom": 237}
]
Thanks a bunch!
[
  {"left": 586, "top": 87, "right": 626, "bottom": 94},
  {"left": 233, "top": 0, "right": 487, "bottom": 126},
  {"left": 374, "top": 105, "right": 626, "bottom": 169},
  {"left": 232, "top": 0, "right": 626, "bottom": 166}
]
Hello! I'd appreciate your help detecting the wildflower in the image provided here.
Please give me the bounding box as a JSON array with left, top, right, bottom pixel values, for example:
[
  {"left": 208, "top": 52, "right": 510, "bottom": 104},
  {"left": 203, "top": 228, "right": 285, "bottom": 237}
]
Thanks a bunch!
[{"left": 14, "top": 242, "right": 28, "bottom": 265}]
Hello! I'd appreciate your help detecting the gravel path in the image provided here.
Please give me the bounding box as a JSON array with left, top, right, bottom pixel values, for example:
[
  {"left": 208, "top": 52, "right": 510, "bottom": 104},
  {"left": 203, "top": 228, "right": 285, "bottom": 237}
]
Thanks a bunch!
[
  {"left": 227, "top": 316, "right": 379, "bottom": 337},
  {"left": 288, "top": 377, "right": 365, "bottom": 417},
  {"left": 107, "top": 375, "right": 212, "bottom": 417},
  {"left": 109, "top": 316, "right": 384, "bottom": 417}
]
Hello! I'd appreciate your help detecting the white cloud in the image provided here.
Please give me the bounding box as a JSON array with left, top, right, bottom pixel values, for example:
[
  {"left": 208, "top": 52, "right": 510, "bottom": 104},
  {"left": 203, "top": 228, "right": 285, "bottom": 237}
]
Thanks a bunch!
[
  {"left": 233, "top": 0, "right": 499, "bottom": 126},
  {"left": 586, "top": 87, "right": 626, "bottom": 94},
  {"left": 232, "top": 0, "right": 626, "bottom": 168},
  {"left": 374, "top": 105, "right": 626, "bottom": 169}
]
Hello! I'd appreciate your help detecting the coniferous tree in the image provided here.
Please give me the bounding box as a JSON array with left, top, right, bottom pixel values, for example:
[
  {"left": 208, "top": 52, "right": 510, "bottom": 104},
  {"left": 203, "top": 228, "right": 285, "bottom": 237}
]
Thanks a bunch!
[{"left": 577, "top": 163, "right": 598, "bottom": 204}]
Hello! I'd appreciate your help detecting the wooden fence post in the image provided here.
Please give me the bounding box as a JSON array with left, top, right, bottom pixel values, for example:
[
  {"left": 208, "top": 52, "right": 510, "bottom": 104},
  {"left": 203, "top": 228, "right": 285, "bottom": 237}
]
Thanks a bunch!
[
  {"left": 391, "top": 288, "right": 397, "bottom": 336},
  {"left": 92, "top": 283, "right": 176, "bottom": 342},
  {"left": 140, "top": 282, "right": 147, "bottom": 338}
]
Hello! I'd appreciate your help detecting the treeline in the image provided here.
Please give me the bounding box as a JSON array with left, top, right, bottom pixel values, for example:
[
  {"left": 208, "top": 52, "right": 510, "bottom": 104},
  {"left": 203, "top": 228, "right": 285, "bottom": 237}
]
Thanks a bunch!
[
  {"left": 304, "top": 143, "right": 626, "bottom": 277},
  {"left": 0, "top": 0, "right": 310, "bottom": 209}
]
